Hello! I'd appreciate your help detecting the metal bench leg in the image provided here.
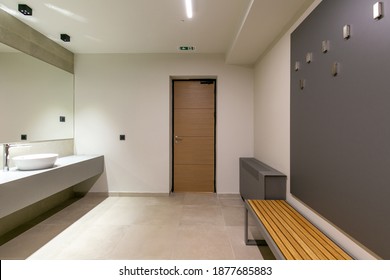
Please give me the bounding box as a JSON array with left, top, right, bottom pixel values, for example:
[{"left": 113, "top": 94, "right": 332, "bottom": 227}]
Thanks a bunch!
[{"left": 245, "top": 207, "right": 267, "bottom": 246}]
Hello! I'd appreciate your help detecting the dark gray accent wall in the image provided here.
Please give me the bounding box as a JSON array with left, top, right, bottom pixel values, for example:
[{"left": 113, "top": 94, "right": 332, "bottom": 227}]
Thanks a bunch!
[{"left": 291, "top": 0, "right": 390, "bottom": 259}]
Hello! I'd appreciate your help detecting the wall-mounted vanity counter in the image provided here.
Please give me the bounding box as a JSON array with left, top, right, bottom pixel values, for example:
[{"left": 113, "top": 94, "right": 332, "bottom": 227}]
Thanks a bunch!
[{"left": 0, "top": 155, "right": 104, "bottom": 219}]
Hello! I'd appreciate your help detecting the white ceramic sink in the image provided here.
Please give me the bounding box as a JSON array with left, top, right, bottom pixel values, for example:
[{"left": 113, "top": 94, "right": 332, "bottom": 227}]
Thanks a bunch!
[{"left": 12, "top": 153, "right": 58, "bottom": 171}]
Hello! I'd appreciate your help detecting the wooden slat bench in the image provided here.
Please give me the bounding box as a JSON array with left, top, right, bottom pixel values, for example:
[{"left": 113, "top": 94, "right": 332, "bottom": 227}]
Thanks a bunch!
[{"left": 245, "top": 200, "right": 352, "bottom": 260}]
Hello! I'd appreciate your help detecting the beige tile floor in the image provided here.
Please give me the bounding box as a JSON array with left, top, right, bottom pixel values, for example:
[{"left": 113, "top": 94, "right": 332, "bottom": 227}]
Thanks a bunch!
[{"left": 0, "top": 193, "right": 274, "bottom": 260}]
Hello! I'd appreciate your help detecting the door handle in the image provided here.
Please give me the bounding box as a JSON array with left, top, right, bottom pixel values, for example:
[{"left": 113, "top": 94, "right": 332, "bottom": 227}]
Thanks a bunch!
[{"left": 175, "top": 136, "right": 183, "bottom": 143}]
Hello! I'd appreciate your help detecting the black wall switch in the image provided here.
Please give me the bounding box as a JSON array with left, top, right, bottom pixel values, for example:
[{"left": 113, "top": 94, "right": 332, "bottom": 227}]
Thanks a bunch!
[
  {"left": 21, "top": 134, "right": 27, "bottom": 140},
  {"left": 120, "top": 135, "right": 126, "bottom": 141},
  {"left": 60, "top": 116, "right": 66, "bottom": 122}
]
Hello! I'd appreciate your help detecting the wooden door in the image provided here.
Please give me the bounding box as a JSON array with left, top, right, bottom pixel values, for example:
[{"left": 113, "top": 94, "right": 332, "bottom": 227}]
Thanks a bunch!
[{"left": 173, "top": 80, "right": 216, "bottom": 192}]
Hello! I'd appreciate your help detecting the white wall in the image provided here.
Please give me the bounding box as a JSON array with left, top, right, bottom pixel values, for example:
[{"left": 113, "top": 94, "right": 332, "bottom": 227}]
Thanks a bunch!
[
  {"left": 254, "top": 0, "right": 376, "bottom": 259},
  {"left": 74, "top": 54, "right": 254, "bottom": 195}
]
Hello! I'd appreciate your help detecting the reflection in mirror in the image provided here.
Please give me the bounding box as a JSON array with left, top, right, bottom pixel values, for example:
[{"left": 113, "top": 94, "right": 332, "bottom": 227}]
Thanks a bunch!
[{"left": 0, "top": 42, "right": 74, "bottom": 143}]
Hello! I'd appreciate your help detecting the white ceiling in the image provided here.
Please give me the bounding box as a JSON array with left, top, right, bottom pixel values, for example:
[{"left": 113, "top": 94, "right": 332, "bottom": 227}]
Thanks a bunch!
[{"left": 0, "top": 0, "right": 313, "bottom": 65}]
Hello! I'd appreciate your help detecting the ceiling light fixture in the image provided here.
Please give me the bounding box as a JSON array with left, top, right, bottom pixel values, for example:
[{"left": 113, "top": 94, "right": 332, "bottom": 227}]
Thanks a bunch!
[
  {"left": 185, "top": 0, "right": 193, "bottom": 19},
  {"left": 18, "top": 4, "right": 32, "bottom": 16},
  {"left": 60, "top": 34, "right": 71, "bottom": 42}
]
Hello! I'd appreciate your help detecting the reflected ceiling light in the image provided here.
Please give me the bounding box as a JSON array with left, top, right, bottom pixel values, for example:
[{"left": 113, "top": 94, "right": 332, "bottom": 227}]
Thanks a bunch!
[
  {"left": 85, "top": 35, "right": 101, "bottom": 42},
  {"left": 185, "top": 0, "right": 193, "bottom": 19},
  {"left": 0, "top": 4, "right": 18, "bottom": 16},
  {"left": 18, "top": 4, "right": 32, "bottom": 16},
  {"left": 44, "top": 3, "right": 87, "bottom": 22}
]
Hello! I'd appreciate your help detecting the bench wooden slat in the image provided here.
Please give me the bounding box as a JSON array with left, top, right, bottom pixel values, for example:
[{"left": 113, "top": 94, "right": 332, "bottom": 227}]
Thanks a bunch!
[
  {"left": 248, "top": 200, "right": 297, "bottom": 259},
  {"left": 269, "top": 201, "right": 333, "bottom": 259},
  {"left": 267, "top": 200, "right": 338, "bottom": 259},
  {"left": 252, "top": 200, "right": 311, "bottom": 259},
  {"left": 262, "top": 201, "right": 323, "bottom": 259},
  {"left": 276, "top": 201, "right": 351, "bottom": 260},
  {"left": 247, "top": 200, "right": 352, "bottom": 260}
]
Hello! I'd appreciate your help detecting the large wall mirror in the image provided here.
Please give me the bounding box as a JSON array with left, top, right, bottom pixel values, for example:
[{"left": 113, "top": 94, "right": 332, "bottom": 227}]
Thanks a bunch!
[{"left": 0, "top": 42, "right": 74, "bottom": 143}]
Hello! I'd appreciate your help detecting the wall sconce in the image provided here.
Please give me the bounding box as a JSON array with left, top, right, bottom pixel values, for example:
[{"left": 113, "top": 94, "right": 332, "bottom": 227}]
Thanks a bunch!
[{"left": 18, "top": 4, "right": 32, "bottom": 16}]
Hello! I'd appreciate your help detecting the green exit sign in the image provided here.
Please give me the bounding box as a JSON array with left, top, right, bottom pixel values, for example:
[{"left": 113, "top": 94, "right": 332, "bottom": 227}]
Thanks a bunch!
[{"left": 179, "top": 46, "right": 195, "bottom": 51}]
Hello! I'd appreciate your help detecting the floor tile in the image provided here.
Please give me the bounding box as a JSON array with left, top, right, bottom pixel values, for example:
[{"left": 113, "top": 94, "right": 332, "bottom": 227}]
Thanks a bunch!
[
  {"left": 108, "top": 225, "right": 178, "bottom": 260},
  {"left": 180, "top": 205, "right": 225, "bottom": 226},
  {"left": 0, "top": 193, "right": 272, "bottom": 260},
  {"left": 225, "top": 226, "right": 266, "bottom": 260},
  {"left": 221, "top": 206, "right": 246, "bottom": 226},
  {"left": 171, "top": 225, "right": 235, "bottom": 260}
]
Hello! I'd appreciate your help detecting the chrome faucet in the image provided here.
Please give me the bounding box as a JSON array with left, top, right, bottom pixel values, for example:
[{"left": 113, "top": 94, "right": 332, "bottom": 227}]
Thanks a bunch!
[
  {"left": 3, "top": 143, "right": 31, "bottom": 171},
  {"left": 3, "top": 144, "right": 13, "bottom": 171}
]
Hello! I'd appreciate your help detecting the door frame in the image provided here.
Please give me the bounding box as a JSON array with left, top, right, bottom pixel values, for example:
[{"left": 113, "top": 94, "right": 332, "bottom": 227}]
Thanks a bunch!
[{"left": 170, "top": 77, "right": 217, "bottom": 193}]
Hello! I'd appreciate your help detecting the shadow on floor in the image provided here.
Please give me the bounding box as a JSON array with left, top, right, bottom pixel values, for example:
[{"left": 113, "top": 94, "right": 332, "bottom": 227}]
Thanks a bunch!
[{"left": 0, "top": 195, "right": 106, "bottom": 259}]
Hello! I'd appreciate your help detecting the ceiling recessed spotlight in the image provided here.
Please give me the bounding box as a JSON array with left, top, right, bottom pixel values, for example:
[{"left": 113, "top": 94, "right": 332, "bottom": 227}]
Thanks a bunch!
[
  {"left": 18, "top": 4, "right": 32, "bottom": 16},
  {"left": 60, "top": 34, "right": 71, "bottom": 42}
]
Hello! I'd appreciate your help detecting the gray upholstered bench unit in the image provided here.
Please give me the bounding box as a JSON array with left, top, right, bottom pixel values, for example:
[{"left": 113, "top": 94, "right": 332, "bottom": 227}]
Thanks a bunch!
[{"left": 245, "top": 200, "right": 352, "bottom": 260}]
